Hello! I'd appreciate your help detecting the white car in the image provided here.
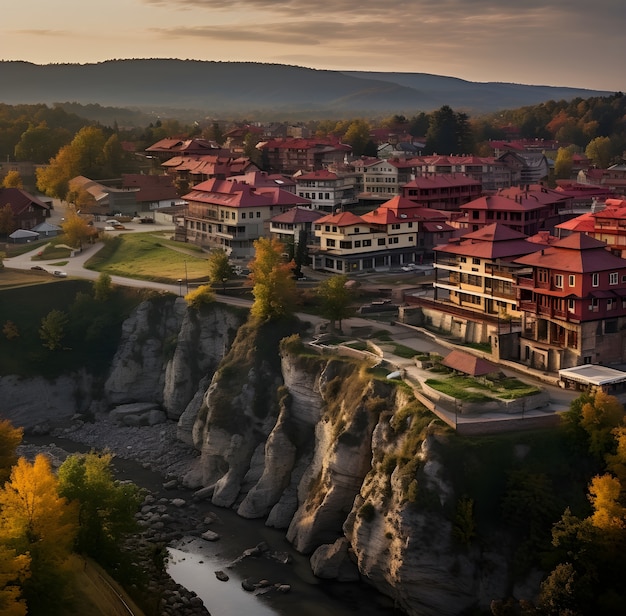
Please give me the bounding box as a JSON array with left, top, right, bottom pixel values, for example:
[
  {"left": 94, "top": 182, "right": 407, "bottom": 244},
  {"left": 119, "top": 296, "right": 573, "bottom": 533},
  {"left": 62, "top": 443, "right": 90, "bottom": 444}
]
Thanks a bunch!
[{"left": 52, "top": 270, "right": 68, "bottom": 278}]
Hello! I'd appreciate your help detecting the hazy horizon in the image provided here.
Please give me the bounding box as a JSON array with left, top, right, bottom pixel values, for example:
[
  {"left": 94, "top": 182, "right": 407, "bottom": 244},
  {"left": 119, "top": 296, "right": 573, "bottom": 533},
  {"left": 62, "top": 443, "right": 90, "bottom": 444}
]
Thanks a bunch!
[{"left": 3, "top": 1, "right": 624, "bottom": 92}]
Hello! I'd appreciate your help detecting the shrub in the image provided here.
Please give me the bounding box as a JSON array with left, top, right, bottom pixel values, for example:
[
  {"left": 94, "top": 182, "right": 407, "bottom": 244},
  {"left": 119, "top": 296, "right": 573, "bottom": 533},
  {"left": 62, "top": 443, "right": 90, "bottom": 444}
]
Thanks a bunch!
[{"left": 184, "top": 284, "right": 215, "bottom": 309}]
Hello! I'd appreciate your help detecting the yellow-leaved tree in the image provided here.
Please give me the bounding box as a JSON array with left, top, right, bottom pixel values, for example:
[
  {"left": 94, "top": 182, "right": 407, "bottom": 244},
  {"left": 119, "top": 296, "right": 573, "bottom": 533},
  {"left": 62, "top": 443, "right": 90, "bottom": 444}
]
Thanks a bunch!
[
  {"left": 0, "top": 545, "right": 30, "bottom": 616},
  {"left": 249, "top": 237, "right": 296, "bottom": 321},
  {"left": 0, "top": 419, "right": 23, "bottom": 485},
  {"left": 0, "top": 454, "right": 78, "bottom": 614}
]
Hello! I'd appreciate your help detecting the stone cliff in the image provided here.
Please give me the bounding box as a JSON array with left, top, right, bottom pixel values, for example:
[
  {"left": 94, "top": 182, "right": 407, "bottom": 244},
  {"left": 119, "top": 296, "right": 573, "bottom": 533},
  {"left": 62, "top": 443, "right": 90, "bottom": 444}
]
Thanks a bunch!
[
  {"left": 183, "top": 321, "right": 538, "bottom": 616},
  {"left": 2, "top": 297, "right": 544, "bottom": 616}
]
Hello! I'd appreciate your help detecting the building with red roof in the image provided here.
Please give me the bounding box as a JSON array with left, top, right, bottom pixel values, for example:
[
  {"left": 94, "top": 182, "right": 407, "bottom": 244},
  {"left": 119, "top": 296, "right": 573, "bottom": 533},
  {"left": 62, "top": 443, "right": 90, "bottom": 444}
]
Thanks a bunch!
[
  {"left": 313, "top": 196, "right": 451, "bottom": 273},
  {"left": 258, "top": 137, "right": 351, "bottom": 174},
  {"left": 433, "top": 223, "right": 544, "bottom": 323},
  {"left": 514, "top": 233, "right": 626, "bottom": 370},
  {"left": 294, "top": 169, "right": 358, "bottom": 212},
  {"left": 401, "top": 173, "right": 482, "bottom": 211},
  {"left": 145, "top": 138, "right": 231, "bottom": 162},
  {"left": 352, "top": 157, "right": 417, "bottom": 201},
  {"left": 182, "top": 177, "right": 311, "bottom": 258},
  {"left": 456, "top": 185, "right": 570, "bottom": 235},
  {"left": 0, "top": 188, "right": 51, "bottom": 232},
  {"left": 162, "top": 155, "right": 259, "bottom": 184}
]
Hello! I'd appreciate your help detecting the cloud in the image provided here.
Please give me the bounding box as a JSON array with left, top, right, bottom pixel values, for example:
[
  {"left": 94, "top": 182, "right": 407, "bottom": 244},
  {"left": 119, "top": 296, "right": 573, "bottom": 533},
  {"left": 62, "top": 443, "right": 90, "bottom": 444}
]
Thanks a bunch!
[{"left": 12, "top": 29, "right": 70, "bottom": 37}]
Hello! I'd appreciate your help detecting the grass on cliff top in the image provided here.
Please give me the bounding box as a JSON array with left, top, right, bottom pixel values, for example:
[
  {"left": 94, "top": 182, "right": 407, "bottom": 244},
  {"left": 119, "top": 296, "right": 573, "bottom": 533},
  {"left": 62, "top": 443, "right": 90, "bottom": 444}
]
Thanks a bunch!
[
  {"left": 85, "top": 233, "right": 210, "bottom": 284},
  {"left": 425, "top": 374, "right": 540, "bottom": 401}
]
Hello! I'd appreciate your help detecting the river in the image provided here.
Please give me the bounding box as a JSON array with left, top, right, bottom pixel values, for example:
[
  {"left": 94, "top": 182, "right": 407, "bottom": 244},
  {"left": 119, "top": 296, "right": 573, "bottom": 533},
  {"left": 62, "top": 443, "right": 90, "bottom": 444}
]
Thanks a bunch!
[{"left": 22, "top": 435, "right": 404, "bottom": 616}]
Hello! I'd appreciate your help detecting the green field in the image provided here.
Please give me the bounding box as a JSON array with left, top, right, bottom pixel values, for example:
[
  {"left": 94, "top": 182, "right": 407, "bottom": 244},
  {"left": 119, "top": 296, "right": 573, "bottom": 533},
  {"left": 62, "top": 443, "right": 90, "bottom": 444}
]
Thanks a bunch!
[{"left": 85, "top": 233, "right": 210, "bottom": 283}]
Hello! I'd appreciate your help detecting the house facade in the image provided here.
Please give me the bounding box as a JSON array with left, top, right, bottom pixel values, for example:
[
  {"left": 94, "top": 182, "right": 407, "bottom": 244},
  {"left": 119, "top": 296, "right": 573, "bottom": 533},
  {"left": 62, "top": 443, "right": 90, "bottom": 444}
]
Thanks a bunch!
[
  {"left": 456, "top": 185, "right": 569, "bottom": 235},
  {"left": 269, "top": 206, "right": 325, "bottom": 253},
  {"left": 0, "top": 188, "right": 51, "bottom": 232},
  {"left": 259, "top": 138, "right": 351, "bottom": 174},
  {"left": 514, "top": 233, "right": 626, "bottom": 371},
  {"left": 433, "top": 224, "right": 543, "bottom": 321},
  {"left": 294, "top": 169, "right": 358, "bottom": 212},
  {"left": 312, "top": 196, "right": 452, "bottom": 273},
  {"left": 401, "top": 173, "right": 483, "bottom": 211},
  {"left": 352, "top": 158, "right": 415, "bottom": 200},
  {"left": 182, "top": 178, "right": 310, "bottom": 258}
]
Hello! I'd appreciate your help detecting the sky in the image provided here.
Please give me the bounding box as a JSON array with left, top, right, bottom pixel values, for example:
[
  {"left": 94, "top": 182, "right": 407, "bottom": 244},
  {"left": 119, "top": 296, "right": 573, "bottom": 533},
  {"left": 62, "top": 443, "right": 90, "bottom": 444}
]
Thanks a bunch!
[{"left": 2, "top": 0, "right": 624, "bottom": 92}]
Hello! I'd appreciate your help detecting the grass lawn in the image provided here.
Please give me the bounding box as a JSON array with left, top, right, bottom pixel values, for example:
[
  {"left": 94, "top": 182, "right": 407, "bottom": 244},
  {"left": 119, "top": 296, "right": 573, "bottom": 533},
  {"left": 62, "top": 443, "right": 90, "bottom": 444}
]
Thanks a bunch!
[
  {"left": 85, "top": 233, "right": 210, "bottom": 283},
  {"left": 425, "top": 374, "right": 540, "bottom": 402}
]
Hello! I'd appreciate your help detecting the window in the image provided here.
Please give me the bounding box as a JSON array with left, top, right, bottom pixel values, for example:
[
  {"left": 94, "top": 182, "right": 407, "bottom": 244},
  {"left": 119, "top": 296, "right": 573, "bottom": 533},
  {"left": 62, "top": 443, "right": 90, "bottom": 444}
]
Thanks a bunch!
[
  {"left": 607, "top": 298, "right": 616, "bottom": 310},
  {"left": 326, "top": 239, "right": 336, "bottom": 247},
  {"left": 472, "top": 258, "right": 480, "bottom": 265},
  {"left": 554, "top": 274, "right": 563, "bottom": 288},
  {"left": 378, "top": 238, "right": 386, "bottom": 246},
  {"left": 332, "top": 226, "right": 337, "bottom": 232},
  {"left": 610, "top": 272, "right": 619, "bottom": 285},
  {"left": 355, "top": 241, "right": 361, "bottom": 248},
  {"left": 354, "top": 227, "right": 360, "bottom": 233},
  {"left": 592, "top": 272, "right": 599, "bottom": 287},
  {"left": 340, "top": 241, "right": 352, "bottom": 249},
  {"left": 363, "top": 239, "right": 372, "bottom": 247},
  {"left": 568, "top": 275, "right": 575, "bottom": 286},
  {"left": 459, "top": 257, "right": 467, "bottom": 263},
  {"left": 256, "top": 212, "right": 261, "bottom": 218},
  {"left": 325, "top": 225, "right": 330, "bottom": 232},
  {"left": 568, "top": 298, "right": 575, "bottom": 312},
  {"left": 391, "top": 224, "right": 401, "bottom": 230},
  {"left": 606, "top": 319, "right": 618, "bottom": 333},
  {"left": 389, "top": 237, "right": 399, "bottom": 244},
  {"left": 241, "top": 212, "right": 246, "bottom": 219}
]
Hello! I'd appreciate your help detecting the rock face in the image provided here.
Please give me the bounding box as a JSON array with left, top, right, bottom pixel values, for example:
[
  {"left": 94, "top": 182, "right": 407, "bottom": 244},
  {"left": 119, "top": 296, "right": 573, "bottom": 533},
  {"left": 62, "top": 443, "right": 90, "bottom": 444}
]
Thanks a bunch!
[
  {"left": 0, "top": 370, "right": 94, "bottom": 430},
  {"left": 2, "top": 297, "right": 545, "bottom": 616}
]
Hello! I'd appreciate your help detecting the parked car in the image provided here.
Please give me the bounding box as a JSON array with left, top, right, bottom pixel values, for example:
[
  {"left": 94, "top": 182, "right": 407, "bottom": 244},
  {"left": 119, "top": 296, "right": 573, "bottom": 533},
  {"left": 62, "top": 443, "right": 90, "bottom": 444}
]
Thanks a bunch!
[
  {"left": 30, "top": 265, "right": 45, "bottom": 271},
  {"left": 52, "top": 270, "right": 68, "bottom": 277}
]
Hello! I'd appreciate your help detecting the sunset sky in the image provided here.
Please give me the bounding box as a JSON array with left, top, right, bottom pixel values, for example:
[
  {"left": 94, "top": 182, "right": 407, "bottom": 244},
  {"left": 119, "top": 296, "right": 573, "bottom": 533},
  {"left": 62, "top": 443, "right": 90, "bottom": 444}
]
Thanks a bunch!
[{"left": 3, "top": 0, "right": 624, "bottom": 92}]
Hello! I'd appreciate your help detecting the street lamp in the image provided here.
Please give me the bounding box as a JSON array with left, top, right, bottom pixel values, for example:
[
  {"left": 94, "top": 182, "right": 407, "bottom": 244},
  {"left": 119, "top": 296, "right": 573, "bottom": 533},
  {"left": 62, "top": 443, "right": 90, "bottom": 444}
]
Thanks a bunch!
[{"left": 177, "top": 278, "right": 183, "bottom": 297}]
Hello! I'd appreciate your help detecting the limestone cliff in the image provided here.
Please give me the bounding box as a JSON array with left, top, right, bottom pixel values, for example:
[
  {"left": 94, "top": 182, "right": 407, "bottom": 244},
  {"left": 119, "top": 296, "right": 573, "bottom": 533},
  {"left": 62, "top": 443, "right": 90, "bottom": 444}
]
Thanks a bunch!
[{"left": 186, "top": 326, "right": 542, "bottom": 616}]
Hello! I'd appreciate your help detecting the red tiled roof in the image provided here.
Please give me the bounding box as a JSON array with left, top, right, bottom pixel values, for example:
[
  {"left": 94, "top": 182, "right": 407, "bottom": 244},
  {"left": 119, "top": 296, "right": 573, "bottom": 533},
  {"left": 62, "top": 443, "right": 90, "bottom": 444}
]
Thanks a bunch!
[
  {"left": 555, "top": 212, "right": 596, "bottom": 233},
  {"left": 316, "top": 211, "right": 364, "bottom": 226},
  {"left": 435, "top": 223, "right": 541, "bottom": 260},
  {"left": 296, "top": 170, "right": 340, "bottom": 181},
  {"left": 0, "top": 188, "right": 51, "bottom": 215},
  {"left": 514, "top": 233, "right": 626, "bottom": 272},
  {"left": 270, "top": 207, "right": 324, "bottom": 224},
  {"left": 361, "top": 195, "right": 447, "bottom": 225},
  {"left": 442, "top": 350, "right": 498, "bottom": 376}
]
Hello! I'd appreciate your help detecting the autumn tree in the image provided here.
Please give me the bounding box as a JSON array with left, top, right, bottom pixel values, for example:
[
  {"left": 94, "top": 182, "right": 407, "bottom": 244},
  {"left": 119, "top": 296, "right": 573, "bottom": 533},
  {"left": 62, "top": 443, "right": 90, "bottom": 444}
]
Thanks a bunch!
[
  {"left": 588, "top": 473, "right": 626, "bottom": 531},
  {"left": 0, "top": 203, "right": 16, "bottom": 235},
  {"left": 39, "top": 309, "right": 69, "bottom": 351},
  {"left": 184, "top": 284, "right": 215, "bottom": 309},
  {"left": 554, "top": 146, "right": 577, "bottom": 179},
  {"left": 207, "top": 248, "right": 233, "bottom": 292},
  {"left": 343, "top": 119, "right": 372, "bottom": 156},
  {"left": 61, "top": 211, "right": 92, "bottom": 248},
  {"left": 1, "top": 171, "right": 23, "bottom": 189},
  {"left": 579, "top": 391, "right": 625, "bottom": 458},
  {"left": 249, "top": 237, "right": 297, "bottom": 321},
  {"left": 0, "top": 545, "right": 30, "bottom": 616},
  {"left": 317, "top": 274, "right": 357, "bottom": 332},
  {"left": 0, "top": 455, "right": 78, "bottom": 614},
  {"left": 586, "top": 136, "right": 614, "bottom": 168},
  {"left": 0, "top": 419, "right": 23, "bottom": 485},
  {"left": 57, "top": 452, "right": 141, "bottom": 567},
  {"left": 36, "top": 125, "right": 107, "bottom": 199}
]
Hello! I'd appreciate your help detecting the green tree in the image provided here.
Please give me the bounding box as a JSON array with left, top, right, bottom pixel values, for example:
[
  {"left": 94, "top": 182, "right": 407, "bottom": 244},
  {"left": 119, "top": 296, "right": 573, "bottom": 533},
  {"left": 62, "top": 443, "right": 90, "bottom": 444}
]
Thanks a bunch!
[
  {"left": 207, "top": 248, "right": 233, "bottom": 292},
  {"left": 0, "top": 455, "right": 78, "bottom": 615},
  {"left": 2, "top": 171, "right": 23, "bottom": 189},
  {"left": 243, "top": 132, "right": 262, "bottom": 166},
  {"left": 249, "top": 237, "right": 297, "bottom": 321},
  {"left": 14, "top": 122, "right": 71, "bottom": 164},
  {"left": 317, "top": 274, "right": 357, "bottom": 332},
  {"left": 425, "top": 105, "right": 463, "bottom": 154},
  {"left": 57, "top": 452, "right": 141, "bottom": 567},
  {"left": 585, "top": 136, "right": 614, "bottom": 168},
  {"left": 39, "top": 309, "right": 69, "bottom": 351},
  {"left": 93, "top": 272, "right": 112, "bottom": 301}
]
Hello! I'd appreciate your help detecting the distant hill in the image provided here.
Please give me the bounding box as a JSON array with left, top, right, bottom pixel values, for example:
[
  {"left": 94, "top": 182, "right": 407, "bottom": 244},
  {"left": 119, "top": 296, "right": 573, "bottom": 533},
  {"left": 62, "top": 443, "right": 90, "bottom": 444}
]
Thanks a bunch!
[{"left": 0, "top": 59, "right": 613, "bottom": 119}]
